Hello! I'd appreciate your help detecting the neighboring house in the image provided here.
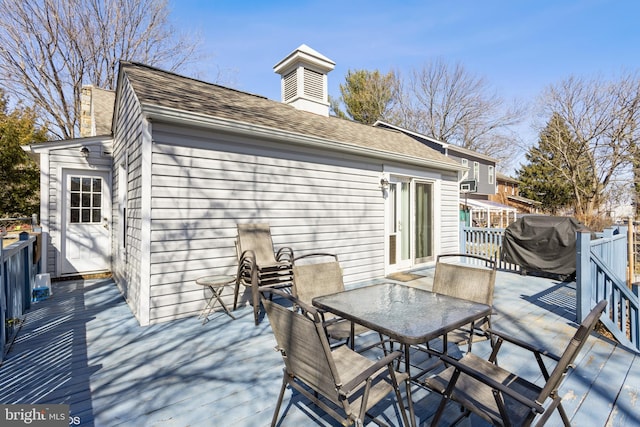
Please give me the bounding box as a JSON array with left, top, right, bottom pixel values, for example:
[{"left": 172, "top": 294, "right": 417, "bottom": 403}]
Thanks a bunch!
[
  {"left": 26, "top": 45, "right": 463, "bottom": 325},
  {"left": 374, "top": 121, "right": 517, "bottom": 227},
  {"left": 374, "top": 121, "right": 497, "bottom": 197},
  {"left": 490, "top": 172, "right": 541, "bottom": 214}
]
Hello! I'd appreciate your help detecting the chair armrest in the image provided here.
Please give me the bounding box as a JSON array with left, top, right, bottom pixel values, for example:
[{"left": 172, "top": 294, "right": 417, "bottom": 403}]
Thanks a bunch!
[
  {"left": 293, "top": 253, "right": 338, "bottom": 263},
  {"left": 439, "top": 353, "right": 545, "bottom": 414},
  {"left": 320, "top": 315, "right": 343, "bottom": 327},
  {"left": 238, "top": 249, "right": 257, "bottom": 266},
  {"left": 237, "top": 250, "right": 255, "bottom": 273},
  {"left": 487, "top": 328, "right": 561, "bottom": 362},
  {"left": 340, "top": 350, "right": 404, "bottom": 394},
  {"left": 275, "top": 246, "right": 294, "bottom": 262}
]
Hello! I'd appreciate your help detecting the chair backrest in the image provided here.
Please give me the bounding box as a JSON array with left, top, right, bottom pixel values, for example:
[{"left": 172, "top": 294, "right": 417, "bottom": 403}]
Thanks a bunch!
[
  {"left": 262, "top": 291, "right": 342, "bottom": 401},
  {"left": 433, "top": 254, "right": 496, "bottom": 305},
  {"left": 536, "top": 300, "right": 607, "bottom": 404},
  {"left": 292, "top": 254, "right": 344, "bottom": 305},
  {"left": 237, "top": 223, "right": 277, "bottom": 265}
]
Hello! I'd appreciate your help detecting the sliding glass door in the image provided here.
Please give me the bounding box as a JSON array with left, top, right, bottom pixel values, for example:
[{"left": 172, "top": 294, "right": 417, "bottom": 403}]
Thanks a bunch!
[
  {"left": 414, "top": 182, "right": 433, "bottom": 264},
  {"left": 387, "top": 178, "right": 433, "bottom": 270}
]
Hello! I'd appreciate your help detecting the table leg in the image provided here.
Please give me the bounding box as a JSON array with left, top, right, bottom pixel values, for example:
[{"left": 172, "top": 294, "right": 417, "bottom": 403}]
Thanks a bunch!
[
  {"left": 404, "top": 343, "right": 417, "bottom": 427},
  {"left": 200, "top": 286, "right": 236, "bottom": 324},
  {"left": 404, "top": 342, "right": 411, "bottom": 375},
  {"left": 212, "top": 288, "right": 236, "bottom": 320},
  {"left": 199, "top": 289, "right": 217, "bottom": 324}
]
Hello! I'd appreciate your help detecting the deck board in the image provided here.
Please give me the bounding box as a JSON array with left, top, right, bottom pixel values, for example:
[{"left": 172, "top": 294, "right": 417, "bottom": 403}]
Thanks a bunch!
[
  {"left": 607, "top": 353, "right": 640, "bottom": 425},
  {"left": 0, "top": 271, "right": 638, "bottom": 426}
]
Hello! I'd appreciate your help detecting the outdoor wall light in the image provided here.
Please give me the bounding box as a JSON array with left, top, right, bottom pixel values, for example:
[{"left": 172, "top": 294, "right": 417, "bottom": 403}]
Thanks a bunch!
[
  {"left": 80, "top": 146, "right": 90, "bottom": 158},
  {"left": 380, "top": 177, "right": 390, "bottom": 189}
]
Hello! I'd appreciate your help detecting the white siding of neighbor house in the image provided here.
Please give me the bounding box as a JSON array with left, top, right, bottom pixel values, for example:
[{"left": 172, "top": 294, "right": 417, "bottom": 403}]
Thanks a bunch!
[
  {"left": 42, "top": 142, "right": 111, "bottom": 277},
  {"left": 143, "top": 122, "right": 460, "bottom": 324},
  {"left": 111, "top": 75, "right": 146, "bottom": 324}
]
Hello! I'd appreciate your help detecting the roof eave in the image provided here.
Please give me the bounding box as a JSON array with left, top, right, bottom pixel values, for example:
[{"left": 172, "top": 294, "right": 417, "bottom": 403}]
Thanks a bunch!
[
  {"left": 373, "top": 120, "right": 498, "bottom": 163},
  {"left": 23, "top": 135, "right": 114, "bottom": 154},
  {"left": 142, "top": 104, "right": 462, "bottom": 172}
]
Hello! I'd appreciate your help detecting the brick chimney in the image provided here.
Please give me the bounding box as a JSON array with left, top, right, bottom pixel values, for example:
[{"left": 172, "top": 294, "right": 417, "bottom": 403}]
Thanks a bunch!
[
  {"left": 273, "top": 44, "right": 335, "bottom": 117},
  {"left": 80, "top": 85, "right": 116, "bottom": 137}
]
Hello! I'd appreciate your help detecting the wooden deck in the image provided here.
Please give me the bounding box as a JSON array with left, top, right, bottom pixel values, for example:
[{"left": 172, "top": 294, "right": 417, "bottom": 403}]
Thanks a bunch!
[{"left": 1, "top": 270, "right": 639, "bottom": 426}]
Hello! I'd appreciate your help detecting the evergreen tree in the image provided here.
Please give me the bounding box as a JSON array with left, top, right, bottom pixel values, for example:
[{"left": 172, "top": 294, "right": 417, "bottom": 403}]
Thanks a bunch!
[
  {"left": 334, "top": 69, "right": 397, "bottom": 125},
  {"left": 0, "top": 91, "right": 48, "bottom": 217},
  {"left": 517, "top": 113, "right": 584, "bottom": 214}
]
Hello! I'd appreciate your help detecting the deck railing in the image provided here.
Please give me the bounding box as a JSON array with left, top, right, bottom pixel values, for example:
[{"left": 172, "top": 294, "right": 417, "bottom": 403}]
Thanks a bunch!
[
  {"left": 462, "top": 223, "right": 640, "bottom": 353},
  {"left": 576, "top": 228, "right": 639, "bottom": 352},
  {"left": 1, "top": 234, "right": 38, "bottom": 360},
  {"left": 459, "top": 224, "right": 519, "bottom": 271}
]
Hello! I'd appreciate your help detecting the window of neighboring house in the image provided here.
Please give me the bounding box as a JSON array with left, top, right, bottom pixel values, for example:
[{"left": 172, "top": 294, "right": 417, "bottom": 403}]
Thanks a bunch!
[
  {"left": 461, "top": 158, "right": 469, "bottom": 179},
  {"left": 473, "top": 161, "right": 480, "bottom": 182},
  {"left": 488, "top": 166, "right": 494, "bottom": 184}
]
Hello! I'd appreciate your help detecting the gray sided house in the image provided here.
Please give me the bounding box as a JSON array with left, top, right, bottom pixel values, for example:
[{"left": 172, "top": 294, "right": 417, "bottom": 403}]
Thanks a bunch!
[
  {"left": 373, "top": 121, "right": 519, "bottom": 227},
  {"left": 374, "top": 121, "right": 497, "bottom": 196},
  {"left": 27, "top": 45, "right": 463, "bottom": 325}
]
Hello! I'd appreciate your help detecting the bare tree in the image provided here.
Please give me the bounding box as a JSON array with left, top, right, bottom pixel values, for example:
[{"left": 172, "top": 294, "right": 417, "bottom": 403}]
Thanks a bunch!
[
  {"left": 391, "top": 58, "right": 524, "bottom": 168},
  {"left": 0, "top": 0, "right": 202, "bottom": 139},
  {"left": 536, "top": 73, "right": 640, "bottom": 223}
]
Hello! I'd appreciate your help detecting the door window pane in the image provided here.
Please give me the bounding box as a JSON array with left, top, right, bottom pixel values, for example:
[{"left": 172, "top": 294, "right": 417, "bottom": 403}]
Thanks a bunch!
[
  {"left": 415, "top": 182, "right": 433, "bottom": 260},
  {"left": 71, "top": 177, "right": 80, "bottom": 192},
  {"left": 400, "top": 182, "right": 410, "bottom": 261},
  {"left": 69, "top": 175, "right": 102, "bottom": 223}
]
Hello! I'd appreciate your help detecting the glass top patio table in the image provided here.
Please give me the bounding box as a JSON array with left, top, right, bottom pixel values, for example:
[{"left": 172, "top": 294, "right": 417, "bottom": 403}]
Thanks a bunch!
[
  {"left": 312, "top": 282, "right": 491, "bottom": 346},
  {"left": 313, "top": 282, "right": 492, "bottom": 426}
]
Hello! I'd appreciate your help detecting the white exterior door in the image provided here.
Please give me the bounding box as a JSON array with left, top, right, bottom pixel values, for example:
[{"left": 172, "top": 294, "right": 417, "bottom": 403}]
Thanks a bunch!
[
  {"left": 386, "top": 177, "right": 434, "bottom": 272},
  {"left": 61, "top": 170, "right": 111, "bottom": 275},
  {"left": 387, "top": 179, "right": 412, "bottom": 271}
]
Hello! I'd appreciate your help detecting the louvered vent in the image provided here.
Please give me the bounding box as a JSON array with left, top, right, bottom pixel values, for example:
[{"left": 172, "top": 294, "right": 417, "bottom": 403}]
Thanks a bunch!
[
  {"left": 274, "top": 45, "right": 335, "bottom": 116},
  {"left": 283, "top": 71, "right": 297, "bottom": 101},
  {"left": 303, "top": 68, "right": 323, "bottom": 99}
]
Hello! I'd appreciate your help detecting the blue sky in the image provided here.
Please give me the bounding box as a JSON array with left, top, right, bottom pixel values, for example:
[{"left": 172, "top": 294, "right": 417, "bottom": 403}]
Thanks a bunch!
[{"left": 168, "top": 0, "right": 640, "bottom": 169}]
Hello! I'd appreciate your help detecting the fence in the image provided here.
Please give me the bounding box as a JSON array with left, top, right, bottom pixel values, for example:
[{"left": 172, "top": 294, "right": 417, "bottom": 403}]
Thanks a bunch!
[
  {"left": 459, "top": 224, "right": 519, "bottom": 271},
  {"left": 576, "top": 228, "right": 639, "bottom": 352},
  {"left": 462, "top": 223, "right": 640, "bottom": 353},
  {"left": 0, "top": 234, "right": 38, "bottom": 361},
  {"left": 0, "top": 215, "right": 38, "bottom": 236}
]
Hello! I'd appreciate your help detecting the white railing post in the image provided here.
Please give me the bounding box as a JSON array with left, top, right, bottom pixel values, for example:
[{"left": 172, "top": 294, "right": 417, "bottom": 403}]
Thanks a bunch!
[
  {"left": 629, "top": 218, "right": 635, "bottom": 288},
  {"left": 459, "top": 222, "right": 467, "bottom": 254},
  {"left": 576, "top": 229, "right": 592, "bottom": 322}
]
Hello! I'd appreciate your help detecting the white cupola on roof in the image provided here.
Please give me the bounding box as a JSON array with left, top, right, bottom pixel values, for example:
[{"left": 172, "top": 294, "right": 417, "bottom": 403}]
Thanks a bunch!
[{"left": 273, "top": 44, "right": 335, "bottom": 117}]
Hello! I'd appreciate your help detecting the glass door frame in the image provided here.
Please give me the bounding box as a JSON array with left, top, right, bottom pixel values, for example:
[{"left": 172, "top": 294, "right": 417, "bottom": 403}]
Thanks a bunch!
[{"left": 385, "top": 176, "right": 435, "bottom": 272}]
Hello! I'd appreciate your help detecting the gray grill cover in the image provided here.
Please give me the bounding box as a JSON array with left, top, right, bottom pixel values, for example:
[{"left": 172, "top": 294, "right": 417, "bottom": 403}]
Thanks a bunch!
[{"left": 502, "top": 216, "right": 585, "bottom": 276}]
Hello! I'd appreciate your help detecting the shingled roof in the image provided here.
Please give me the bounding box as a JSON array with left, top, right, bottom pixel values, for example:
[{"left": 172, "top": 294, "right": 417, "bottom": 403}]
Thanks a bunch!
[{"left": 120, "top": 62, "right": 459, "bottom": 170}]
